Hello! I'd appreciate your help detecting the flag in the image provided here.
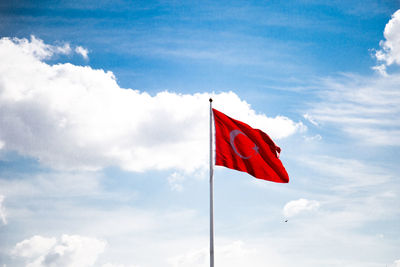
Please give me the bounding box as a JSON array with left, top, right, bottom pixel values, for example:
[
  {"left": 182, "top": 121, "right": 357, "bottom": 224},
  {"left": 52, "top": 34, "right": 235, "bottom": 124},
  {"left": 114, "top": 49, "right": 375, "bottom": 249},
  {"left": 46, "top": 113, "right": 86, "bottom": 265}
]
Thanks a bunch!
[{"left": 213, "top": 108, "right": 289, "bottom": 183}]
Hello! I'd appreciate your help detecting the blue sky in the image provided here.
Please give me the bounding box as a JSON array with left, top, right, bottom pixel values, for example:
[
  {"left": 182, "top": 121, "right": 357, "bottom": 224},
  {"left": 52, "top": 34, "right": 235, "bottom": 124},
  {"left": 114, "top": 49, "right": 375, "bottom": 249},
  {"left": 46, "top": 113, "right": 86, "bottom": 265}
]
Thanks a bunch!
[{"left": 0, "top": 1, "right": 399, "bottom": 266}]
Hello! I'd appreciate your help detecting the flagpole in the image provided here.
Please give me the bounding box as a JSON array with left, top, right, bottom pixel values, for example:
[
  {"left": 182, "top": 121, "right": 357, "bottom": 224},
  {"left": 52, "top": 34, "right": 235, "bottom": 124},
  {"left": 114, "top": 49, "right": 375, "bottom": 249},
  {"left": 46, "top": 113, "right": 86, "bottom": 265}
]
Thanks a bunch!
[{"left": 209, "top": 98, "right": 215, "bottom": 267}]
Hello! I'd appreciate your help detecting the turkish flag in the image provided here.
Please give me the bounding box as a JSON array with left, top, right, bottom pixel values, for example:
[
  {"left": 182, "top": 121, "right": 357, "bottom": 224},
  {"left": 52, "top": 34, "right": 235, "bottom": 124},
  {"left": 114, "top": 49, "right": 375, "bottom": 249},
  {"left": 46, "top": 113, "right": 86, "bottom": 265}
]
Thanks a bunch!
[{"left": 213, "top": 108, "right": 289, "bottom": 183}]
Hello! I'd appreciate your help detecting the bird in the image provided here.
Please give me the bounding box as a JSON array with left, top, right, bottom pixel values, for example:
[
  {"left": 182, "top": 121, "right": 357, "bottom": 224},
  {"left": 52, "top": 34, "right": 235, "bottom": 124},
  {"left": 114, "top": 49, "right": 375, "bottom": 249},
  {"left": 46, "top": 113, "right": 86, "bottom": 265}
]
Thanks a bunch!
[{"left": 284, "top": 219, "right": 288, "bottom": 222}]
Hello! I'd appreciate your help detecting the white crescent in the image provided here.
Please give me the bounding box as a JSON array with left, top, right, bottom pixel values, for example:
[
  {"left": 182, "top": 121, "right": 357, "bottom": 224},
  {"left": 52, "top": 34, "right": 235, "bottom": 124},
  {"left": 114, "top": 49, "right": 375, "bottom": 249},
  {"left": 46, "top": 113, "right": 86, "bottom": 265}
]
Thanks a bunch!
[{"left": 229, "top": 130, "right": 259, "bottom": 159}]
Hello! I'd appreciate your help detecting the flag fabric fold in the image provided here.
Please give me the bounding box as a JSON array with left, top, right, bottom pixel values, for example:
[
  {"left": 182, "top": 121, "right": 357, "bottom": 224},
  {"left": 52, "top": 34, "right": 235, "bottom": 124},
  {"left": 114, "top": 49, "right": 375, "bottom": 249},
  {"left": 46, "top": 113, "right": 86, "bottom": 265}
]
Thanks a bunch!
[{"left": 213, "top": 108, "right": 289, "bottom": 183}]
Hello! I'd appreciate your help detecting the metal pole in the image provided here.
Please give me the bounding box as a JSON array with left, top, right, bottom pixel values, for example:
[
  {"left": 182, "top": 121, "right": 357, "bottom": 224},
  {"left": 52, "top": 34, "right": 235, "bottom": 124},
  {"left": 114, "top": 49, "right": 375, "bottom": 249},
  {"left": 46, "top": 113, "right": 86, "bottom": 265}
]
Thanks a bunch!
[{"left": 209, "top": 98, "right": 214, "bottom": 267}]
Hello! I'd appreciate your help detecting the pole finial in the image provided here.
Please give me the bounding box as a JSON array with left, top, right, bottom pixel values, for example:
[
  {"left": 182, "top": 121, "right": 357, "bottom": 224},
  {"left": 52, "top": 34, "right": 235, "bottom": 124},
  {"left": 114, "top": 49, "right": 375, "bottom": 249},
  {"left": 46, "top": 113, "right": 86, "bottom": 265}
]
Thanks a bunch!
[{"left": 209, "top": 98, "right": 213, "bottom": 103}]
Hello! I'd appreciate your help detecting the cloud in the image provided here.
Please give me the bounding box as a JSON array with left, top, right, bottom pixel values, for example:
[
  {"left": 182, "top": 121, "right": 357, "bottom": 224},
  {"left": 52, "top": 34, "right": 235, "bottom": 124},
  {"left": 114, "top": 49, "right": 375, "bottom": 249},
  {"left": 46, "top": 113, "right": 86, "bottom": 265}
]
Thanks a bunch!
[
  {"left": 303, "top": 113, "right": 319, "bottom": 126},
  {"left": 298, "top": 155, "right": 392, "bottom": 190},
  {"left": 0, "top": 171, "right": 102, "bottom": 199},
  {"left": 306, "top": 9, "right": 400, "bottom": 145},
  {"left": 167, "top": 240, "right": 285, "bottom": 267},
  {"left": 5, "top": 36, "right": 71, "bottom": 60},
  {"left": 75, "top": 46, "right": 89, "bottom": 60},
  {"left": 102, "top": 264, "right": 140, "bottom": 267},
  {"left": 168, "top": 172, "right": 185, "bottom": 192},
  {"left": 0, "top": 36, "right": 89, "bottom": 62},
  {"left": 0, "top": 36, "right": 302, "bottom": 173},
  {"left": 0, "top": 195, "right": 6, "bottom": 224},
  {"left": 372, "top": 64, "right": 388, "bottom": 77},
  {"left": 303, "top": 134, "right": 322, "bottom": 142},
  {"left": 12, "top": 235, "right": 57, "bottom": 259},
  {"left": 307, "top": 73, "right": 400, "bottom": 146},
  {"left": 374, "top": 9, "right": 400, "bottom": 74},
  {"left": 12, "top": 234, "right": 106, "bottom": 267},
  {"left": 283, "top": 198, "right": 320, "bottom": 218}
]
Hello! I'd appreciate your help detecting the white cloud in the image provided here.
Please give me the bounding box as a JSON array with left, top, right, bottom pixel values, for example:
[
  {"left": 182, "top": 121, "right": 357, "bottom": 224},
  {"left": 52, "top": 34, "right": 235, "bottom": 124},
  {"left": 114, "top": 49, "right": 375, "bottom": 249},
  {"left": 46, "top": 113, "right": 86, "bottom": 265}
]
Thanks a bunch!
[
  {"left": 310, "top": 10, "right": 400, "bottom": 144},
  {"left": 0, "top": 172, "right": 102, "bottom": 200},
  {"left": 0, "top": 36, "right": 302, "bottom": 173},
  {"left": 307, "top": 74, "right": 400, "bottom": 145},
  {"left": 372, "top": 64, "right": 388, "bottom": 77},
  {"left": 102, "top": 264, "right": 140, "bottom": 267},
  {"left": 167, "top": 240, "right": 285, "bottom": 267},
  {"left": 75, "top": 46, "right": 89, "bottom": 60},
  {"left": 0, "top": 194, "right": 6, "bottom": 224},
  {"left": 374, "top": 9, "right": 400, "bottom": 74},
  {"left": 12, "top": 235, "right": 57, "bottom": 259},
  {"left": 283, "top": 198, "right": 320, "bottom": 218},
  {"left": 6, "top": 35, "right": 71, "bottom": 60},
  {"left": 168, "top": 172, "right": 185, "bottom": 192},
  {"left": 303, "top": 134, "right": 322, "bottom": 142},
  {"left": 303, "top": 113, "right": 318, "bottom": 126},
  {"left": 298, "top": 155, "right": 392, "bottom": 190},
  {"left": 13, "top": 234, "right": 106, "bottom": 267},
  {"left": 394, "top": 259, "right": 400, "bottom": 267}
]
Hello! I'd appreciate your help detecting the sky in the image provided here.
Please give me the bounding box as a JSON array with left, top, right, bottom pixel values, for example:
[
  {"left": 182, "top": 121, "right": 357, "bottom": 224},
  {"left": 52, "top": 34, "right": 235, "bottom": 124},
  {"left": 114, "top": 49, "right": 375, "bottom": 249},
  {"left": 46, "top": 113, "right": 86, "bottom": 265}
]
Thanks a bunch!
[{"left": 0, "top": 0, "right": 399, "bottom": 266}]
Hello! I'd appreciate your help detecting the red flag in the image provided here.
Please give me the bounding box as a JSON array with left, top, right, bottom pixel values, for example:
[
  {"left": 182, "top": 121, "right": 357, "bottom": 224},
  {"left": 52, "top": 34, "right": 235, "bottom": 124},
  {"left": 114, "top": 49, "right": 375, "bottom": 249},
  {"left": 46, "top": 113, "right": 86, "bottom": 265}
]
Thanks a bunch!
[{"left": 213, "top": 108, "right": 289, "bottom": 183}]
